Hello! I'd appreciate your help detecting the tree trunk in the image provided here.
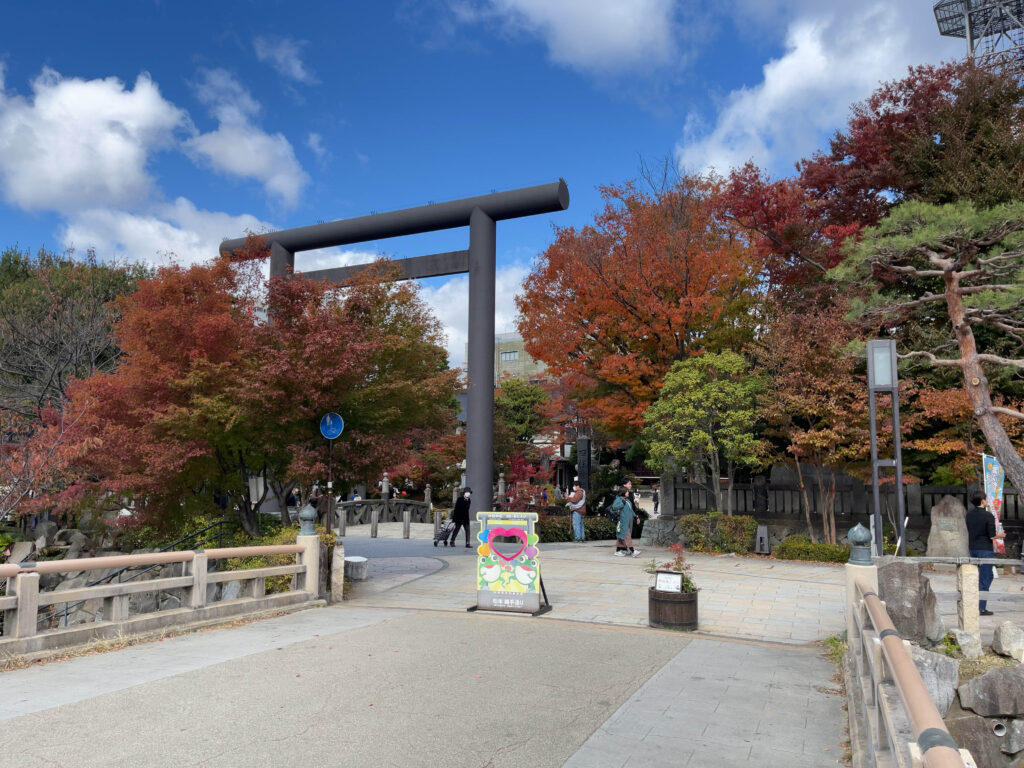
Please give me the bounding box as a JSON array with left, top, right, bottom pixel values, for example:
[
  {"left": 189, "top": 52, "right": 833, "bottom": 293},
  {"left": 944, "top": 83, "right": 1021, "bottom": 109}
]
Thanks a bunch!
[
  {"left": 945, "top": 271, "right": 1024, "bottom": 494},
  {"left": 708, "top": 448, "right": 723, "bottom": 513},
  {"left": 725, "top": 457, "right": 735, "bottom": 516},
  {"left": 792, "top": 456, "right": 818, "bottom": 544}
]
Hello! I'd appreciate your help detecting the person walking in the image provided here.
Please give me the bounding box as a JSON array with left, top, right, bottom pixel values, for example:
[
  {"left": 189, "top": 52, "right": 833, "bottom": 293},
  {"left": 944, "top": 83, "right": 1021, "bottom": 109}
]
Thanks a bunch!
[
  {"left": 966, "top": 491, "right": 1004, "bottom": 615},
  {"left": 652, "top": 488, "right": 659, "bottom": 516},
  {"left": 566, "top": 478, "right": 587, "bottom": 543},
  {"left": 448, "top": 487, "right": 473, "bottom": 548},
  {"left": 610, "top": 481, "right": 640, "bottom": 558}
]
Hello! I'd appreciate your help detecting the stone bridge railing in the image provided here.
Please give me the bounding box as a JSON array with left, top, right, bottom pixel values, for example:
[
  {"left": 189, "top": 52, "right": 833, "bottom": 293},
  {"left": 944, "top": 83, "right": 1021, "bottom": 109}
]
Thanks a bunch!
[
  {"left": 0, "top": 535, "right": 321, "bottom": 656},
  {"left": 336, "top": 500, "right": 434, "bottom": 538}
]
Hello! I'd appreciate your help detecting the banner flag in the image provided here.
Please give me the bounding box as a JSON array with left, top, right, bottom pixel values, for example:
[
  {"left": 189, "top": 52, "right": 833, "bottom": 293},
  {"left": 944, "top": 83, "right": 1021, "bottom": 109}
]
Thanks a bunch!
[{"left": 982, "top": 454, "right": 1006, "bottom": 554}]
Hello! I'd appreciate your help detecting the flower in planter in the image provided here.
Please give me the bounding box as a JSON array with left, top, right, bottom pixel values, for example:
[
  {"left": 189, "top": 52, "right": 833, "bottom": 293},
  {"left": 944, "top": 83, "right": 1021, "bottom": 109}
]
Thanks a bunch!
[{"left": 646, "top": 544, "right": 698, "bottom": 593}]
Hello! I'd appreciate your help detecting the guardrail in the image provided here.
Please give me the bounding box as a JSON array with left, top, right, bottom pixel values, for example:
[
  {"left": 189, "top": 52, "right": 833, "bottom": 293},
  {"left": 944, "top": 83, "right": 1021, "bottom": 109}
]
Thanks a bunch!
[
  {"left": 849, "top": 578, "right": 974, "bottom": 767},
  {"left": 0, "top": 536, "right": 321, "bottom": 656}
]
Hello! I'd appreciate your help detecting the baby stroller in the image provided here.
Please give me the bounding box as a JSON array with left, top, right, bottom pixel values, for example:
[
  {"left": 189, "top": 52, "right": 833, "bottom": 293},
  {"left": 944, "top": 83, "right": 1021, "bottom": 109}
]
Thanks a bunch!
[{"left": 434, "top": 518, "right": 456, "bottom": 547}]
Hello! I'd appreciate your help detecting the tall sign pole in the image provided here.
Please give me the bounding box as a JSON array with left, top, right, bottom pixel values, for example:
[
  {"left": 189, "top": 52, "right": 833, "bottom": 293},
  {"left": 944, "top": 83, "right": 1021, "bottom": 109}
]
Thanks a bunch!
[
  {"left": 320, "top": 413, "right": 344, "bottom": 531},
  {"left": 866, "top": 340, "right": 906, "bottom": 557}
]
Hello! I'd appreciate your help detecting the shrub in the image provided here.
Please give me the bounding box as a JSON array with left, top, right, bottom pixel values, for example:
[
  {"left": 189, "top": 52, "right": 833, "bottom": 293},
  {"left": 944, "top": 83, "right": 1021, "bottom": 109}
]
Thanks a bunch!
[
  {"left": 536, "top": 515, "right": 617, "bottom": 543},
  {"left": 678, "top": 512, "right": 758, "bottom": 553},
  {"left": 774, "top": 534, "right": 849, "bottom": 563},
  {"left": 225, "top": 525, "right": 335, "bottom": 594}
]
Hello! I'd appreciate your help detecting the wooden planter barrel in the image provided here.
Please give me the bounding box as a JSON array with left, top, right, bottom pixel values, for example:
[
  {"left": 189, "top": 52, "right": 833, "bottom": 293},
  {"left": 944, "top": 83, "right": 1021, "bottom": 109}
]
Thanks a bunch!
[{"left": 648, "top": 587, "right": 697, "bottom": 630}]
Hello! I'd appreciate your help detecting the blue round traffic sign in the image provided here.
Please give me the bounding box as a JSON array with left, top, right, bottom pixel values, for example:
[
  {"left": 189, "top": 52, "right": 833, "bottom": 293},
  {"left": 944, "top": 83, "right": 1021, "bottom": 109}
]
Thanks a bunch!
[{"left": 320, "top": 412, "right": 344, "bottom": 440}]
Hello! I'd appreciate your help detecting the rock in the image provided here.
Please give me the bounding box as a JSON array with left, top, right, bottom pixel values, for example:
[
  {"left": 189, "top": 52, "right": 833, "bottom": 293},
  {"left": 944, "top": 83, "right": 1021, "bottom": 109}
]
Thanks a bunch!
[
  {"left": 639, "top": 518, "right": 679, "bottom": 547},
  {"left": 38, "top": 572, "right": 62, "bottom": 591},
  {"left": 927, "top": 495, "right": 970, "bottom": 557},
  {"left": 959, "top": 667, "right": 1024, "bottom": 717},
  {"left": 220, "top": 581, "right": 243, "bottom": 600},
  {"left": 33, "top": 520, "right": 59, "bottom": 547},
  {"left": 1003, "top": 719, "right": 1024, "bottom": 755},
  {"left": 946, "top": 700, "right": 1018, "bottom": 768},
  {"left": 952, "top": 628, "right": 983, "bottom": 660},
  {"left": 910, "top": 644, "right": 959, "bottom": 716},
  {"left": 877, "top": 557, "right": 945, "bottom": 644},
  {"left": 7, "top": 540, "right": 33, "bottom": 564},
  {"left": 344, "top": 556, "right": 369, "bottom": 581},
  {"left": 992, "top": 622, "right": 1024, "bottom": 662},
  {"left": 158, "top": 593, "right": 181, "bottom": 611}
]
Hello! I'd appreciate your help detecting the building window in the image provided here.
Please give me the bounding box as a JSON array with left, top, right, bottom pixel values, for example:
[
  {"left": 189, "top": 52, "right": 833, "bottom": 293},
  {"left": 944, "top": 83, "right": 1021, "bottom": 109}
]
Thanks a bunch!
[{"left": 500, "top": 350, "right": 519, "bottom": 362}]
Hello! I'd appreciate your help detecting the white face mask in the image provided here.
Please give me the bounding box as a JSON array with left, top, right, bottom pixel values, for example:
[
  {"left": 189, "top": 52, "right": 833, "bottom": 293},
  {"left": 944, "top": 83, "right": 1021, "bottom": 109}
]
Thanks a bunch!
[{"left": 463, "top": 492, "right": 471, "bottom": 499}]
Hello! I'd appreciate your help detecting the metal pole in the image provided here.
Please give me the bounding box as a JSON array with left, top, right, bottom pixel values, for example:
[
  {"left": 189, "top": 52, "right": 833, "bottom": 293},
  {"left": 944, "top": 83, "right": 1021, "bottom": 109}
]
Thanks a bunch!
[
  {"left": 892, "top": 391, "right": 907, "bottom": 557},
  {"left": 327, "top": 439, "right": 334, "bottom": 532},
  {"left": 466, "top": 207, "right": 495, "bottom": 520},
  {"left": 869, "top": 388, "right": 883, "bottom": 556}
]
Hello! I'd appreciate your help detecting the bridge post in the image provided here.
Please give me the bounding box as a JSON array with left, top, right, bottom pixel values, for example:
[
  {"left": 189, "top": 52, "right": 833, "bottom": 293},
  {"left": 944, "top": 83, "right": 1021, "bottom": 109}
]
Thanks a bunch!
[
  {"left": 297, "top": 534, "right": 320, "bottom": 596},
  {"left": 9, "top": 572, "right": 39, "bottom": 638},
  {"left": 403, "top": 507, "right": 411, "bottom": 539},
  {"left": 188, "top": 553, "right": 208, "bottom": 609}
]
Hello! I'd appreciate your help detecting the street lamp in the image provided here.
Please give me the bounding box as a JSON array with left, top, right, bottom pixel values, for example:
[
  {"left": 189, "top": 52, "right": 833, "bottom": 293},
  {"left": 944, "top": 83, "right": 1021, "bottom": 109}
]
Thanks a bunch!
[{"left": 866, "top": 340, "right": 906, "bottom": 557}]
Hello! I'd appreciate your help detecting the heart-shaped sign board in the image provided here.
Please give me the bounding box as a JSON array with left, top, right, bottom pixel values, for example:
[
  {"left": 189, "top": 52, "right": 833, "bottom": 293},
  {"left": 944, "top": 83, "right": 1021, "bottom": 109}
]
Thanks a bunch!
[{"left": 488, "top": 527, "right": 527, "bottom": 562}]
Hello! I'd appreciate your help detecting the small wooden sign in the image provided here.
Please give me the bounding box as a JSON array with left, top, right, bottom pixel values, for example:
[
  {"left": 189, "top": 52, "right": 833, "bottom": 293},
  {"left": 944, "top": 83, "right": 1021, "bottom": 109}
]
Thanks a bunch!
[{"left": 655, "top": 570, "right": 683, "bottom": 593}]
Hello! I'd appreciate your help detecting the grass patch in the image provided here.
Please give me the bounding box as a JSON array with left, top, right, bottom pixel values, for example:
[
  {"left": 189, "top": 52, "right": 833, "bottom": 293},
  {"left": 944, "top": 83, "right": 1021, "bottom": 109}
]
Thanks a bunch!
[
  {"left": 959, "top": 654, "right": 1018, "bottom": 685},
  {"left": 824, "top": 635, "right": 847, "bottom": 666}
]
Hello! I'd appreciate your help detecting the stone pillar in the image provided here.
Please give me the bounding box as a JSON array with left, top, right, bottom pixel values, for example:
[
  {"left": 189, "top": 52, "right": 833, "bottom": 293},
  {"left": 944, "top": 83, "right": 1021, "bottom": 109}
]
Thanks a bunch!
[
  {"left": 9, "top": 572, "right": 39, "bottom": 638},
  {"left": 330, "top": 540, "right": 345, "bottom": 602},
  {"left": 297, "top": 534, "right": 320, "bottom": 597},
  {"left": 370, "top": 503, "right": 380, "bottom": 539},
  {"left": 957, "top": 563, "right": 980, "bottom": 637},
  {"left": 189, "top": 553, "right": 208, "bottom": 609},
  {"left": 845, "top": 524, "right": 878, "bottom": 645},
  {"left": 497, "top": 472, "right": 506, "bottom": 502},
  {"left": 402, "top": 507, "right": 411, "bottom": 539}
]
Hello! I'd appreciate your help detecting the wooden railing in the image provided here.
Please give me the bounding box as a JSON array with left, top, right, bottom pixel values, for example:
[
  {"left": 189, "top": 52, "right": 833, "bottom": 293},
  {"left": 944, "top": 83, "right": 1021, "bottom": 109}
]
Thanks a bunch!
[
  {"left": 0, "top": 536, "right": 320, "bottom": 655},
  {"left": 846, "top": 570, "right": 975, "bottom": 768}
]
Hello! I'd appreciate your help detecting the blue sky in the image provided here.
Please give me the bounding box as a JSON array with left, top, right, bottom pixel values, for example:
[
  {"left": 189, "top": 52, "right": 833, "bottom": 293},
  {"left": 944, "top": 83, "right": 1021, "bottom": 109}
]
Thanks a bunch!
[{"left": 0, "top": 1, "right": 963, "bottom": 366}]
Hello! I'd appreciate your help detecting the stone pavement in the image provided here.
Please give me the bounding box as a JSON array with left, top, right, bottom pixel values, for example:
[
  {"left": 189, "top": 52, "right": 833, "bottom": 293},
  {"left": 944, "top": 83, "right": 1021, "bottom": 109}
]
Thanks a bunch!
[{"left": 0, "top": 522, "right": 854, "bottom": 767}]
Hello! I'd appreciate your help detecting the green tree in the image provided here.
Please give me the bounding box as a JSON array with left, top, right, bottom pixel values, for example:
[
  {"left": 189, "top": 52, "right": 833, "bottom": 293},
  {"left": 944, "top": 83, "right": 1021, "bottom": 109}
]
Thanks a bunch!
[
  {"left": 642, "top": 351, "right": 762, "bottom": 514},
  {"left": 495, "top": 378, "right": 550, "bottom": 443},
  {"left": 834, "top": 200, "right": 1024, "bottom": 493}
]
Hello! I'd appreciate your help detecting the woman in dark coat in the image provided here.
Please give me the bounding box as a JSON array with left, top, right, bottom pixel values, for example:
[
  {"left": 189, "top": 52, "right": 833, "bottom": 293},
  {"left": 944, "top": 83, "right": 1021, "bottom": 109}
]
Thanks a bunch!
[{"left": 448, "top": 487, "right": 473, "bottom": 547}]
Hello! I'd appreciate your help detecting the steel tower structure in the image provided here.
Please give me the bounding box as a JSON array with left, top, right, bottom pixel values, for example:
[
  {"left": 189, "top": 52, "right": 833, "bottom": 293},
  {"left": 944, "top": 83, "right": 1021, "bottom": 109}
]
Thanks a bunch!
[{"left": 935, "top": 0, "right": 1024, "bottom": 68}]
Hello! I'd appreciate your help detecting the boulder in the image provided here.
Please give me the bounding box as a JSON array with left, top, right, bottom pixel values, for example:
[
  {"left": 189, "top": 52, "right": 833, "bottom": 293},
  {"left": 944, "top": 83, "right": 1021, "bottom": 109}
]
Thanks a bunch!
[
  {"left": 959, "top": 667, "right": 1024, "bottom": 717},
  {"left": 1004, "top": 719, "right": 1024, "bottom": 756},
  {"left": 910, "top": 644, "right": 959, "bottom": 716},
  {"left": 877, "top": 556, "right": 945, "bottom": 644},
  {"left": 7, "top": 540, "right": 33, "bottom": 564},
  {"left": 640, "top": 518, "right": 679, "bottom": 547},
  {"left": 33, "top": 520, "right": 59, "bottom": 547},
  {"left": 926, "top": 495, "right": 970, "bottom": 557},
  {"left": 945, "top": 700, "right": 1018, "bottom": 768},
  {"left": 220, "top": 581, "right": 243, "bottom": 601},
  {"left": 992, "top": 622, "right": 1024, "bottom": 662},
  {"left": 952, "top": 628, "right": 983, "bottom": 660}
]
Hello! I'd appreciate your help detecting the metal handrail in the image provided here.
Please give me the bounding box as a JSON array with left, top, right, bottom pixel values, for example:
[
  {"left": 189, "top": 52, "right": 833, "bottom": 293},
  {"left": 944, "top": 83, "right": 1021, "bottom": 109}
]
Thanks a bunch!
[{"left": 856, "top": 579, "right": 967, "bottom": 768}]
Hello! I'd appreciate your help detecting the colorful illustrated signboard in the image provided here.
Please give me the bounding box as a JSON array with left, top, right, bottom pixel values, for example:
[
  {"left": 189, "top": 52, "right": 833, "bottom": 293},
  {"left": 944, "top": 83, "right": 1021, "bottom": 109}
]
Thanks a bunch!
[
  {"left": 473, "top": 511, "right": 542, "bottom": 613},
  {"left": 983, "top": 454, "right": 1006, "bottom": 555}
]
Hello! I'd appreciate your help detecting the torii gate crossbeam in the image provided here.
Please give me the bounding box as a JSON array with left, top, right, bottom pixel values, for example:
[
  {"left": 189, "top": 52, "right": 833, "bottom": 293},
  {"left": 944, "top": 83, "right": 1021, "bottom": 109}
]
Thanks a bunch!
[{"left": 219, "top": 180, "right": 569, "bottom": 518}]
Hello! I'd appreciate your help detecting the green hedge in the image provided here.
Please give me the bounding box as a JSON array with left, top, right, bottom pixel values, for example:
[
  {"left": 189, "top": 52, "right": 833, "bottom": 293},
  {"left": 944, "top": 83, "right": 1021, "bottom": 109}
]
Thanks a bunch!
[
  {"left": 537, "top": 516, "right": 617, "bottom": 543},
  {"left": 678, "top": 512, "right": 758, "bottom": 553},
  {"left": 773, "top": 534, "right": 849, "bottom": 563}
]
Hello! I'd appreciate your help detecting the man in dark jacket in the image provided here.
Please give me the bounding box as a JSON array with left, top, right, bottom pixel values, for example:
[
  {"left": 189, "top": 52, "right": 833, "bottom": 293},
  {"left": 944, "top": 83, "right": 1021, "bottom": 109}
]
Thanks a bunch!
[
  {"left": 448, "top": 487, "right": 473, "bottom": 548},
  {"left": 965, "top": 491, "right": 1004, "bottom": 615}
]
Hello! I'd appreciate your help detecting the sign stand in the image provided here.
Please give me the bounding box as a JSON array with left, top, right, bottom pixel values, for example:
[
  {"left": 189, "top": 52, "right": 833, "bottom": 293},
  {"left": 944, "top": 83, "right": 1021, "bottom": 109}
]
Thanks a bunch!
[
  {"left": 466, "top": 511, "right": 553, "bottom": 617},
  {"left": 319, "top": 413, "right": 344, "bottom": 530}
]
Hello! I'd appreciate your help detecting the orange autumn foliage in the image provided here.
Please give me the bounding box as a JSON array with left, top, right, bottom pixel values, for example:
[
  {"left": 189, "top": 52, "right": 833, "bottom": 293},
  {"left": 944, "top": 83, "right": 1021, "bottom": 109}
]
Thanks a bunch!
[{"left": 516, "top": 178, "right": 755, "bottom": 439}]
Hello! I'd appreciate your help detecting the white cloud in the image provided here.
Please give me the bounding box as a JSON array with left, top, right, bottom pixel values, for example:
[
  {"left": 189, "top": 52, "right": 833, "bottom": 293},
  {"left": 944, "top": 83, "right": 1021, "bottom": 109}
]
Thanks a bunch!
[
  {"left": 184, "top": 68, "right": 309, "bottom": 207},
  {"left": 307, "top": 132, "right": 329, "bottom": 162},
  {"left": 0, "top": 68, "right": 187, "bottom": 212},
  {"left": 435, "top": 0, "right": 683, "bottom": 74},
  {"left": 419, "top": 261, "right": 529, "bottom": 369},
  {"left": 60, "top": 197, "right": 273, "bottom": 267},
  {"left": 677, "top": 2, "right": 965, "bottom": 175},
  {"left": 253, "top": 35, "right": 318, "bottom": 84}
]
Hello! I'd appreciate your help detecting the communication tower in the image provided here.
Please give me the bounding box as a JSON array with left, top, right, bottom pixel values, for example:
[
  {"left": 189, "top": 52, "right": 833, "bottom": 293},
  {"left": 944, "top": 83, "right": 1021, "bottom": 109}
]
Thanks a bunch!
[{"left": 934, "top": 0, "right": 1024, "bottom": 68}]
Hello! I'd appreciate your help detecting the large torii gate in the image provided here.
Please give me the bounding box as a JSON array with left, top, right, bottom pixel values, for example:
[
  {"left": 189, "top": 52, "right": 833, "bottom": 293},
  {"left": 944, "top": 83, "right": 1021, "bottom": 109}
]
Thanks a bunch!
[{"left": 219, "top": 180, "right": 570, "bottom": 518}]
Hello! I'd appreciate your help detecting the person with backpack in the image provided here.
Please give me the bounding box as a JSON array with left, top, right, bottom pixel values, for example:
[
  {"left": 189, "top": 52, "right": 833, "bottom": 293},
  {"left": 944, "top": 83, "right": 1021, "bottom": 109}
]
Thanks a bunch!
[
  {"left": 566, "top": 477, "right": 587, "bottom": 543},
  {"left": 609, "top": 480, "right": 640, "bottom": 558}
]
